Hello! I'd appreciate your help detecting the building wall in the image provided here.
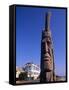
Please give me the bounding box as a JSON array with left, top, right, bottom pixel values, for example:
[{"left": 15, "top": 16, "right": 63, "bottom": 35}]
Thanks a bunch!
[{"left": 24, "top": 63, "right": 40, "bottom": 80}]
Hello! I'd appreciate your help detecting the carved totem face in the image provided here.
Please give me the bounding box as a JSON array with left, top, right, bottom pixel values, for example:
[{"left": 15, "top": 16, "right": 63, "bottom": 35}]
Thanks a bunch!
[{"left": 42, "top": 31, "right": 53, "bottom": 71}]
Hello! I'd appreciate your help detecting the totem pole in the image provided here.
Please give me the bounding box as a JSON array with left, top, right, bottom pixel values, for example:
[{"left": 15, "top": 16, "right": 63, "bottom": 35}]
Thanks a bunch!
[{"left": 40, "top": 12, "right": 56, "bottom": 82}]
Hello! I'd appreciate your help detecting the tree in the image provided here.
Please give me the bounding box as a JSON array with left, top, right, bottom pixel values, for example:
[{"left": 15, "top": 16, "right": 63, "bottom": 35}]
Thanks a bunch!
[{"left": 19, "top": 72, "right": 27, "bottom": 80}]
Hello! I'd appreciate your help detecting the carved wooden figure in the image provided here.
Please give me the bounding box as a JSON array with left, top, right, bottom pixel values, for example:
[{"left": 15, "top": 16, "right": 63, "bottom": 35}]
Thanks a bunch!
[{"left": 40, "top": 12, "right": 56, "bottom": 82}]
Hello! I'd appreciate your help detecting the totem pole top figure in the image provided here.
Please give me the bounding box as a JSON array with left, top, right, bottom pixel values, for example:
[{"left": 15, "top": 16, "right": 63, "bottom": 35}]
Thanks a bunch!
[{"left": 45, "top": 12, "right": 51, "bottom": 31}]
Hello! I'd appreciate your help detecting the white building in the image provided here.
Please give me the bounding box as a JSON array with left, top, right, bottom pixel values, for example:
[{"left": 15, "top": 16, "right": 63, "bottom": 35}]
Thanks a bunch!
[{"left": 24, "top": 62, "right": 40, "bottom": 80}]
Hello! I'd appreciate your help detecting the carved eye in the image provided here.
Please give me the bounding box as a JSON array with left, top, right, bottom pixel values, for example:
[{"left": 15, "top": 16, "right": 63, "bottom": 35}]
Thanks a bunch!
[{"left": 47, "top": 41, "right": 51, "bottom": 47}]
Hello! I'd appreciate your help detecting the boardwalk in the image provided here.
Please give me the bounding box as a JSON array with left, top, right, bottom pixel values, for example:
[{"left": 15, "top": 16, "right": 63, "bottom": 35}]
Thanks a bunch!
[{"left": 16, "top": 80, "right": 40, "bottom": 84}]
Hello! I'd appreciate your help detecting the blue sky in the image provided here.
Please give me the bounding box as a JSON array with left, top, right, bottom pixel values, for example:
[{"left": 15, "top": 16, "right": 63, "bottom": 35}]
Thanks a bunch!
[{"left": 16, "top": 6, "right": 66, "bottom": 76}]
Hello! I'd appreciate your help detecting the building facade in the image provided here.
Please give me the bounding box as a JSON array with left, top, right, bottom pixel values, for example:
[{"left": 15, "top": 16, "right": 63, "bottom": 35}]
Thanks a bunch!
[{"left": 24, "top": 62, "right": 40, "bottom": 80}]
